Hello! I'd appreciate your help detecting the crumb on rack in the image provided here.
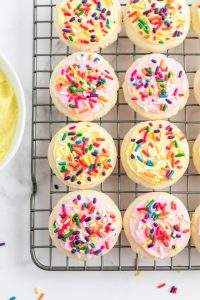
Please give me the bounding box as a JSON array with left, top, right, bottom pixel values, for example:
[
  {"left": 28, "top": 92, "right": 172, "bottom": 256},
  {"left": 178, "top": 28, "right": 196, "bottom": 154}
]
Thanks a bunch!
[{"left": 54, "top": 184, "right": 59, "bottom": 190}]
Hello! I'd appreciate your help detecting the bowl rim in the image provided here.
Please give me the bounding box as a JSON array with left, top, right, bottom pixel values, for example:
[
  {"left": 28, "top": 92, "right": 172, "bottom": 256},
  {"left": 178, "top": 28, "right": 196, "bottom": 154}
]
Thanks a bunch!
[{"left": 0, "top": 54, "right": 26, "bottom": 171}]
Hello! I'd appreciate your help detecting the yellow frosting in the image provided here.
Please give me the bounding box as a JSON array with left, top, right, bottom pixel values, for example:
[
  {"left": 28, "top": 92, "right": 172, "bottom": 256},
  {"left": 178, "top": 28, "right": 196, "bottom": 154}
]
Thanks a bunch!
[
  {"left": 125, "top": 121, "right": 189, "bottom": 185},
  {"left": 53, "top": 122, "right": 115, "bottom": 187},
  {"left": 0, "top": 70, "right": 18, "bottom": 162},
  {"left": 57, "top": 0, "right": 118, "bottom": 46},
  {"left": 127, "top": 0, "right": 188, "bottom": 45}
]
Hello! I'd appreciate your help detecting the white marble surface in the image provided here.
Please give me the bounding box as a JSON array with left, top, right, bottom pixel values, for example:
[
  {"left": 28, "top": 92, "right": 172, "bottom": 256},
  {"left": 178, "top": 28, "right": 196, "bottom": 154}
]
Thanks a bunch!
[{"left": 0, "top": 0, "right": 200, "bottom": 299}]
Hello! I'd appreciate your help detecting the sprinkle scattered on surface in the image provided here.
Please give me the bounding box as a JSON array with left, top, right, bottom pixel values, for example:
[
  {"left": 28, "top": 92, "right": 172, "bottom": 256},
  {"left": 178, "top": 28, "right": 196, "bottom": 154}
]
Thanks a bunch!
[
  {"left": 135, "top": 270, "right": 142, "bottom": 276},
  {"left": 156, "top": 283, "right": 178, "bottom": 294},
  {"left": 38, "top": 293, "right": 45, "bottom": 300},
  {"left": 0, "top": 242, "right": 5, "bottom": 247},
  {"left": 157, "top": 283, "right": 166, "bottom": 288},
  {"left": 34, "top": 288, "right": 40, "bottom": 294}
]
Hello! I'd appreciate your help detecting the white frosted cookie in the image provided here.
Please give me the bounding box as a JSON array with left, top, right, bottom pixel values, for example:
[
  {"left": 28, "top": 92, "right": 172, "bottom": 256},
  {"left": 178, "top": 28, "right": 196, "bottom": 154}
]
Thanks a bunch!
[
  {"left": 191, "top": 0, "right": 200, "bottom": 39},
  {"left": 191, "top": 205, "right": 200, "bottom": 252},
  {"left": 123, "top": 54, "right": 189, "bottom": 120},
  {"left": 50, "top": 52, "right": 119, "bottom": 121},
  {"left": 48, "top": 122, "right": 117, "bottom": 189},
  {"left": 121, "top": 120, "right": 189, "bottom": 190},
  {"left": 49, "top": 190, "right": 122, "bottom": 260},
  {"left": 193, "top": 68, "right": 200, "bottom": 106},
  {"left": 123, "top": 192, "right": 190, "bottom": 259},
  {"left": 54, "top": 0, "right": 122, "bottom": 52},
  {"left": 123, "top": 0, "right": 190, "bottom": 53},
  {"left": 192, "top": 134, "right": 200, "bottom": 174}
]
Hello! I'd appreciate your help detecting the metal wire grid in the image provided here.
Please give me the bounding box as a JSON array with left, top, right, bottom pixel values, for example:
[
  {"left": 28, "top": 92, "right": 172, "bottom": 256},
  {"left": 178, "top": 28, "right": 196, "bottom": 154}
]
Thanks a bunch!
[{"left": 31, "top": 0, "right": 200, "bottom": 271}]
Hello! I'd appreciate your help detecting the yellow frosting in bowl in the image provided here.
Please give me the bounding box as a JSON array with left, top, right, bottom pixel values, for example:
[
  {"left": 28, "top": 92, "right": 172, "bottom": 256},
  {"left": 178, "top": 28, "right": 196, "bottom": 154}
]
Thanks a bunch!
[{"left": 0, "top": 70, "right": 18, "bottom": 162}]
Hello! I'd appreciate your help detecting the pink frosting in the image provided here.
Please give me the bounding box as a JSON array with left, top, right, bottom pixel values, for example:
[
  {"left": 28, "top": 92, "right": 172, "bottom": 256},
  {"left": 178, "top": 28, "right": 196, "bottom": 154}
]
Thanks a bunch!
[
  {"left": 130, "top": 194, "right": 190, "bottom": 258},
  {"left": 127, "top": 55, "right": 188, "bottom": 113},
  {"left": 53, "top": 53, "right": 116, "bottom": 119},
  {"left": 53, "top": 192, "right": 118, "bottom": 258}
]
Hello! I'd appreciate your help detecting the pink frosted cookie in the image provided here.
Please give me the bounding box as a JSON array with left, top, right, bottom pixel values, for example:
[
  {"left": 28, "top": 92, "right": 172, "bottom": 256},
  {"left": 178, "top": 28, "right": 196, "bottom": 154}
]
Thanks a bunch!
[
  {"left": 49, "top": 190, "right": 122, "bottom": 260},
  {"left": 123, "top": 192, "right": 190, "bottom": 259},
  {"left": 50, "top": 53, "right": 119, "bottom": 121},
  {"left": 123, "top": 54, "right": 189, "bottom": 120}
]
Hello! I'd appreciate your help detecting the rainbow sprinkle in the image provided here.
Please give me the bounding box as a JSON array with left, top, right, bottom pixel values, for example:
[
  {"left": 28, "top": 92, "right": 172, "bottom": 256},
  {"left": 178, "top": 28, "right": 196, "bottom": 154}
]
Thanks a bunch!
[
  {"left": 131, "top": 196, "right": 190, "bottom": 257},
  {"left": 170, "top": 285, "right": 178, "bottom": 294},
  {"left": 34, "top": 288, "right": 45, "bottom": 300},
  {"left": 53, "top": 193, "right": 117, "bottom": 258},
  {"left": 157, "top": 283, "right": 166, "bottom": 288},
  {"left": 54, "top": 53, "right": 115, "bottom": 117},
  {"left": 54, "top": 123, "right": 114, "bottom": 186},
  {"left": 127, "top": 0, "right": 187, "bottom": 44},
  {"left": 127, "top": 56, "right": 187, "bottom": 113},
  {"left": 59, "top": 0, "right": 115, "bottom": 45},
  {"left": 127, "top": 122, "right": 188, "bottom": 184},
  {"left": 38, "top": 293, "right": 44, "bottom": 300},
  {"left": 135, "top": 270, "right": 142, "bottom": 276}
]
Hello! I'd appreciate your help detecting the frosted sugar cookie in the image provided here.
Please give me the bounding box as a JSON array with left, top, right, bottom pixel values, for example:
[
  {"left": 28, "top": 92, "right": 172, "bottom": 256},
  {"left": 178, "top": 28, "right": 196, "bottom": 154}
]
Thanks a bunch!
[
  {"left": 123, "top": 54, "right": 189, "bottom": 120},
  {"left": 48, "top": 122, "right": 117, "bottom": 189},
  {"left": 49, "top": 190, "right": 122, "bottom": 260},
  {"left": 123, "top": 192, "right": 190, "bottom": 259},
  {"left": 191, "top": 205, "right": 200, "bottom": 252},
  {"left": 123, "top": 0, "right": 190, "bottom": 53},
  {"left": 192, "top": 134, "right": 200, "bottom": 174},
  {"left": 194, "top": 68, "right": 200, "bottom": 106},
  {"left": 191, "top": 0, "right": 200, "bottom": 39},
  {"left": 50, "top": 52, "right": 119, "bottom": 121},
  {"left": 121, "top": 121, "right": 189, "bottom": 190},
  {"left": 54, "top": 0, "right": 122, "bottom": 52}
]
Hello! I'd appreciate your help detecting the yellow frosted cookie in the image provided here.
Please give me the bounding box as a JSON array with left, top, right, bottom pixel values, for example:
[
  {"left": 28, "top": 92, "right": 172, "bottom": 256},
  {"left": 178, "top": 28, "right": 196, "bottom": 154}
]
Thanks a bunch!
[
  {"left": 121, "top": 120, "right": 189, "bottom": 190},
  {"left": 54, "top": 0, "right": 122, "bottom": 51},
  {"left": 123, "top": 0, "right": 190, "bottom": 53},
  {"left": 48, "top": 122, "right": 117, "bottom": 189}
]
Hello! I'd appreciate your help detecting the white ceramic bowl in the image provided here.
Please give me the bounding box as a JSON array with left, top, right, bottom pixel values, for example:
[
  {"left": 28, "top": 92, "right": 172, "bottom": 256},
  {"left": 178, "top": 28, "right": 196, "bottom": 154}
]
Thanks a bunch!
[{"left": 0, "top": 55, "right": 26, "bottom": 171}]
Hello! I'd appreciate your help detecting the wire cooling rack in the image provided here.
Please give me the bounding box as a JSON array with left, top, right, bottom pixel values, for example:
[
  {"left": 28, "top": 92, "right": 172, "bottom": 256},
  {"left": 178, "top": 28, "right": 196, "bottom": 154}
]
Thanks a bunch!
[{"left": 31, "top": 0, "right": 200, "bottom": 271}]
